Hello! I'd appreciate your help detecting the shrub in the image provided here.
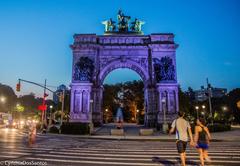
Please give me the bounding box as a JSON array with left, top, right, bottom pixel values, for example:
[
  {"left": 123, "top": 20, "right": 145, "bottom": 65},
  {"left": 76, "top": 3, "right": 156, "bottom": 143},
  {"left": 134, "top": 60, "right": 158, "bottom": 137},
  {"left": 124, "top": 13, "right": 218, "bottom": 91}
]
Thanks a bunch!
[
  {"left": 207, "top": 123, "right": 231, "bottom": 132},
  {"left": 49, "top": 126, "right": 59, "bottom": 134},
  {"left": 61, "top": 122, "right": 89, "bottom": 135},
  {"left": 189, "top": 123, "right": 231, "bottom": 133},
  {"left": 93, "top": 122, "right": 102, "bottom": 127}
]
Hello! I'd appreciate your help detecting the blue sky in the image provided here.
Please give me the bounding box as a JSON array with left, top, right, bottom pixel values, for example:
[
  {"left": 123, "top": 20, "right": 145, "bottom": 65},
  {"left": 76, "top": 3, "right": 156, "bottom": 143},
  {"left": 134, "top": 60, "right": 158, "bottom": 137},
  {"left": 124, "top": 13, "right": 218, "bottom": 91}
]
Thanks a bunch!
[{"left": 0, "top": 0, "right": 239, "bottom": 97}]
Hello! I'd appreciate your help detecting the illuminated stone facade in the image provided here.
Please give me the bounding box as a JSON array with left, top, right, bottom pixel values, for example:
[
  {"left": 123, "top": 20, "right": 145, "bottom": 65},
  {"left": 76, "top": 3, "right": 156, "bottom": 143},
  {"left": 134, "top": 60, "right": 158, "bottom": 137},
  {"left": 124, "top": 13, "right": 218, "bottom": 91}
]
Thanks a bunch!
[{"left": 70, "top": 33, "right": 179, "bottom": 127}]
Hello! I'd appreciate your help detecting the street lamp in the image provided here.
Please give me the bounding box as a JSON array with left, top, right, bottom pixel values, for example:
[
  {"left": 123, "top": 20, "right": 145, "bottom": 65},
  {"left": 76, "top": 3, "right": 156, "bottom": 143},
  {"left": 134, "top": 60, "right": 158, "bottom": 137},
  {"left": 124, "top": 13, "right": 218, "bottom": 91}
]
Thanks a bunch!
[
  {"left": 162, "top": 98, "right": 168, "bottom": 133},
  {"left": 0, "top": 96, "right": 6, "bottom": 103},
  {"left": 195, "top": 106, "right": 199, "bottom": 119},
  {"left": 136, "top": 109, "right": 139, "bottom": 123},
  {"left": 49, "top": 105, "right": 53, "bottom": 125},
  {"left": 222, "top": 106, "right": 227, "bottom": 111}
]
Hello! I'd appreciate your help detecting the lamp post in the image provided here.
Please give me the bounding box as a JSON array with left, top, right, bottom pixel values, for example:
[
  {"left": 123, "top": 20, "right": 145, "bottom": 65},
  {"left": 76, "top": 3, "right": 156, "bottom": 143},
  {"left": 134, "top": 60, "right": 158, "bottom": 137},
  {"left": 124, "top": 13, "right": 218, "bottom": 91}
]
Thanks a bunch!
[
  {"left": 105, "top": 108, "right": 108, "bottom": 123},
  {"left": 49, "top": 105, "right": 53, "bottom": 126},
  {"left": 162, "top": 98, "right": 168, "bottom": 133},
  {"left": 201, "top": 105, "right": 206, "bottom": 120},
  {"left": 89, "top": 99, "right": 94, "bottom": 134},
  {"left": 136, "top": 109, "right": 139, "bottom": 124},
  {"left": 195, "top": 106, "right": 199, "bottom": 119}
]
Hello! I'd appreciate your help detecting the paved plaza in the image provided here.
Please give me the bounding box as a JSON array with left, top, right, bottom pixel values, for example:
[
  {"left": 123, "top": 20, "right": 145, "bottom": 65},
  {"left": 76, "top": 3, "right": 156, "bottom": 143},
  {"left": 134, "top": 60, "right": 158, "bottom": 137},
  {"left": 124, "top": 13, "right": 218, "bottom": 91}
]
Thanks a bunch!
[{"left": 0, "top": 126, "right": 240, "bottom": 166}]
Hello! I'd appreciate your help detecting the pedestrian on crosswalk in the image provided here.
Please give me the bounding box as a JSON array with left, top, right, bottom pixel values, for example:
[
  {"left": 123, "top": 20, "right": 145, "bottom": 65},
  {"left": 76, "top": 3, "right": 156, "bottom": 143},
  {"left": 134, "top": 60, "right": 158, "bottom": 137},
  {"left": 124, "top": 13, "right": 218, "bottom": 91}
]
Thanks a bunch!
[
  {"left": 169, "top": 111, "right": 194, "bottom": 166},
  {"left": 194, "top": 117, "right": 212, "bottom": 166},
  {"left": 28, "top": 121, "right": 36, "bottom": 147}
]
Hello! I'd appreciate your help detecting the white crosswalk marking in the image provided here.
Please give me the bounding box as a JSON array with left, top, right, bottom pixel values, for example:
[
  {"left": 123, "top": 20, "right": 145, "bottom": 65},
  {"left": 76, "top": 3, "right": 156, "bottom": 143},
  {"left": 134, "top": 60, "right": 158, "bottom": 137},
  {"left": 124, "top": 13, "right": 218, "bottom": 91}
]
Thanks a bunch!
[{"left": 1, "top": 131, "right": 240, "bottom": 166}]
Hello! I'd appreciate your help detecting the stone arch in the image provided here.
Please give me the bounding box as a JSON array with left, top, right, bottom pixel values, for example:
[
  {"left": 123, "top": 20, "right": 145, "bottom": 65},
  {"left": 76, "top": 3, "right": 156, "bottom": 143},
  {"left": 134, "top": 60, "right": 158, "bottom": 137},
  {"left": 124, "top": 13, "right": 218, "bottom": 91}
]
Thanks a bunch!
[{"left": 99, "top": 59, "right": 149, "bottom": 85}]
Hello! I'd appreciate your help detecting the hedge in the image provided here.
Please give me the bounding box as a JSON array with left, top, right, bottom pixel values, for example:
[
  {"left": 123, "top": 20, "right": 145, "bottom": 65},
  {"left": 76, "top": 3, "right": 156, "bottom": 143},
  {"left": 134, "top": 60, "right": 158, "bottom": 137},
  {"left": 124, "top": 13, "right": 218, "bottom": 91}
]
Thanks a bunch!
[
  {"left": 190, "top": 123, "right": 231, "bottom": 133},
  {"left": 60, "top": 122, "right": 90, "bottom": 135},
  {"left": 207, "top": 123, "right": 231, "bottom": 132},
  {"left": 49, "top": 126, "right": 59, "bottom": 134}
]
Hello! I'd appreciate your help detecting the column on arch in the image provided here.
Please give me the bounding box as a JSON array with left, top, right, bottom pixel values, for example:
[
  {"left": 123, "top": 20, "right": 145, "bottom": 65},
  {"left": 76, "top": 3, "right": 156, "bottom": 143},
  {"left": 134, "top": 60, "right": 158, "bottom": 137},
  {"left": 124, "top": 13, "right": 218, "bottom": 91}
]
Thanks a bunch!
[
  {"left": 70, "top": 83, "right": 93, "bottom": 123},
  {"left": 92, "top": 86, "right": 103, "bottom": 125}
]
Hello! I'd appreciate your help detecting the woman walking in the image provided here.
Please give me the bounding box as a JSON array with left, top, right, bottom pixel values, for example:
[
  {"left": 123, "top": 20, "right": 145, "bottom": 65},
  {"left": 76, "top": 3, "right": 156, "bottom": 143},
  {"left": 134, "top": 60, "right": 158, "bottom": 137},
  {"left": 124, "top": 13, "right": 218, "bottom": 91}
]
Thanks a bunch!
[
  {"left": 28, "top": 121, "right": 36, "bottom": 147},
  {"left": 194, "top": 118, "right": 212, "bottom": 166}
]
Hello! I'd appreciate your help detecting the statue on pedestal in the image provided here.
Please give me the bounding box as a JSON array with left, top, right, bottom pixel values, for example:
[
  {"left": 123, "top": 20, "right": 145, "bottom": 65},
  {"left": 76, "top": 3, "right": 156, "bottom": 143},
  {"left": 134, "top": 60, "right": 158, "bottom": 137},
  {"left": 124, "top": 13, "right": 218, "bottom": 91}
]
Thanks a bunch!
[
  {"left": 102, "top": 10, "right": 144, "bottom": 34},
  {"left": 130, "top": 18, "right": 145, "bottom": 32},
  {"left": 102, "top": 18, "right": 116, "bottom": 32},
  {"left": 117, "top": 9, "right": 131, "bottom": 32}
]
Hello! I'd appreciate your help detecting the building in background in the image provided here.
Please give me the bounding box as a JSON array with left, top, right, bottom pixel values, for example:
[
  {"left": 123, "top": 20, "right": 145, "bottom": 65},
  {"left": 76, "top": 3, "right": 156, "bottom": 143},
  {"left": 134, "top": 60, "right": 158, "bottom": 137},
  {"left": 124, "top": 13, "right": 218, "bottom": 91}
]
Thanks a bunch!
[{"left": 194, "top": 87, "right": 227, "bottom": 102}]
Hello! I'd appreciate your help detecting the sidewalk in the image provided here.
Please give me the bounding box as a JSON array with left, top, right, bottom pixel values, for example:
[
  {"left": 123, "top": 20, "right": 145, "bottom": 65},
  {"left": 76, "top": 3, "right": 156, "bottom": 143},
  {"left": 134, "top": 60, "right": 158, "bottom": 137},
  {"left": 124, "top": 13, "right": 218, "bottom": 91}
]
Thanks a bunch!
[{"left": 47, "top": 125, "right": 240, "bottom": 142}]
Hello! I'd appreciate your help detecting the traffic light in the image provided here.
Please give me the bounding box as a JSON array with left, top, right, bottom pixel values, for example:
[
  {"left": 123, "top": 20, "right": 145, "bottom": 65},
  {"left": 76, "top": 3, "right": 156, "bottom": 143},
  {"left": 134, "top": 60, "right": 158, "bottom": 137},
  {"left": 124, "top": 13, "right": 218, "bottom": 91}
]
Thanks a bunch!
[{"left": 16, "top": 83, "right": 21, "bottom": 92}]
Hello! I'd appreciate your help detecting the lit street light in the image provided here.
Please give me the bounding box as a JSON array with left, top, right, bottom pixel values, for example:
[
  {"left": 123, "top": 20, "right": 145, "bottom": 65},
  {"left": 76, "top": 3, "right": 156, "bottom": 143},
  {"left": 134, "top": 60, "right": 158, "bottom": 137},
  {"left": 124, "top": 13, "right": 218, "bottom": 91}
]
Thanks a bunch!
[
  {"left": 195, "top": 106, "right": 199, "bottom": 119},
  {"left": 105, "top": 108, "right": 108, "bottom": 123},
  {"left": 49, "top": 105, "right": 53, "bottom": 126},
  {"left": 0, "top": 96, "right": 6, "bottom": 103},
  {"left": 136, "top": 109, "right": 139, "bottom": 123}
]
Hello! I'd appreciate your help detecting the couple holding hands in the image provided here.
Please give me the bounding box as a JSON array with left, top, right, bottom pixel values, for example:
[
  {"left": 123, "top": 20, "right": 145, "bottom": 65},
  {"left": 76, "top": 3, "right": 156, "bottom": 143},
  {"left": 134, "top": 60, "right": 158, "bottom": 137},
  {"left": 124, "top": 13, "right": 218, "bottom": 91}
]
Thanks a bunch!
[{"left": 169, "top": 111, "right": 211, "bottom": 166}]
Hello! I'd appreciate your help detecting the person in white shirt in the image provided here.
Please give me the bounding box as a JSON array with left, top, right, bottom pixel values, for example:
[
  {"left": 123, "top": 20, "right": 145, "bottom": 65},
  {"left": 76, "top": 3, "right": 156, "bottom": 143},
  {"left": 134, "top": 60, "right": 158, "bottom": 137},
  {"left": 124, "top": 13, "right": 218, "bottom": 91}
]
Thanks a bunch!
[{"left": 169, "top": 111, "right": 194, "bottom": 166}]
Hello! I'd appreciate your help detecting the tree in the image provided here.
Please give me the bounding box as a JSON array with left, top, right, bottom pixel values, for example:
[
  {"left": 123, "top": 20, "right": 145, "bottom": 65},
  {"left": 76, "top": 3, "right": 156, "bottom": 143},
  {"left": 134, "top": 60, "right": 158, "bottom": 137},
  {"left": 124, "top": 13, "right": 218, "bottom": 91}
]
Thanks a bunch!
[
  {"left": 178, "top": 87, "right": 193, "bottom": 121},
  {"left": 102, "top": 80, "right": 144, "bottom": 123},
  {"left": 0, "top": 83, "right": 17, "bottom": 113},
  {"left": 227, "top": 88, "right": 240, "bottom": 123}
]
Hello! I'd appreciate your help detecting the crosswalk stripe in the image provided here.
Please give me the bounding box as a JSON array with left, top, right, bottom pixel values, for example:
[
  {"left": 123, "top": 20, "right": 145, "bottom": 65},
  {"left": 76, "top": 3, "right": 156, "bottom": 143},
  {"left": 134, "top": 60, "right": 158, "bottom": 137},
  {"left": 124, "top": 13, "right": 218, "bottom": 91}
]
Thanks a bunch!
[
  {"left": 25, "top": 157, "right": 163, "bottom": 166},
  {"left": 48, "top": 151, "right": 240, "bottom": 159},
  {"left": 1, "top": 146, "right": 240, "bottom": 153},
  {"left": 25, "top": 157, "right": 240, "bottom": 165},
  {"left": 36, "top": 153, "right": 240, "bottom": 160}
]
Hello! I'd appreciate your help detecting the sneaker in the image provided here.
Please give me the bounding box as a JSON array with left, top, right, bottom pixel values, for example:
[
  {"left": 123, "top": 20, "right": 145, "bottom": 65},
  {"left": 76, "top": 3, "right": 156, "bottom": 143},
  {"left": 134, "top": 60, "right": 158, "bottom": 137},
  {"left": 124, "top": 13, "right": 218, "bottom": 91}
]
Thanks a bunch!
[{"left": 205, "top": 157, "right": 212, "bottom": 162}]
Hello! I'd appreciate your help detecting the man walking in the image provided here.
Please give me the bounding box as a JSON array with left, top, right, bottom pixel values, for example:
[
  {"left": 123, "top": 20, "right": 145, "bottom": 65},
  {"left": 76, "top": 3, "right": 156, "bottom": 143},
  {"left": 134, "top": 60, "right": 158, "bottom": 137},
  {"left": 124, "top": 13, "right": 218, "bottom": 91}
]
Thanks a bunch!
[{"left": 169, "top": 111, "right": 194, "bottom": 166}]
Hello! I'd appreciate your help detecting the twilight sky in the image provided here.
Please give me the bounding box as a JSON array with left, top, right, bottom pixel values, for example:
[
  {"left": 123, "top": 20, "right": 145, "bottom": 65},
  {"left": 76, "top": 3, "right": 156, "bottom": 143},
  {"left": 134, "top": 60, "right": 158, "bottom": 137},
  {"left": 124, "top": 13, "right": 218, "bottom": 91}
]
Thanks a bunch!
[{"left": 0, "top": 0, "right": 239, "bottom": 97}]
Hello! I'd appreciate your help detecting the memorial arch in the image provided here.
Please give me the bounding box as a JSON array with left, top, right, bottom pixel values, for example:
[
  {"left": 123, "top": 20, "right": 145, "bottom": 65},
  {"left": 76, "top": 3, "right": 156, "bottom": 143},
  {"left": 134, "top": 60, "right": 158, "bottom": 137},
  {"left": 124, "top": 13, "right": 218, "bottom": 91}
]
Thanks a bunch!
[{"left": 70, "top": 10, "right": 179, "bottom": 127}]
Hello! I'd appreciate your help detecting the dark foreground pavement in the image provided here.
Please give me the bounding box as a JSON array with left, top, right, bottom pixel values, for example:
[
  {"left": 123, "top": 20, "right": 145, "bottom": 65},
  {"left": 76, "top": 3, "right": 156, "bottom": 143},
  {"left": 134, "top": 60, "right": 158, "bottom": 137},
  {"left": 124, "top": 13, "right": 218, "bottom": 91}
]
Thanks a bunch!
[{"left": 0, "top": 128, "right": 240, "bottom": 166}]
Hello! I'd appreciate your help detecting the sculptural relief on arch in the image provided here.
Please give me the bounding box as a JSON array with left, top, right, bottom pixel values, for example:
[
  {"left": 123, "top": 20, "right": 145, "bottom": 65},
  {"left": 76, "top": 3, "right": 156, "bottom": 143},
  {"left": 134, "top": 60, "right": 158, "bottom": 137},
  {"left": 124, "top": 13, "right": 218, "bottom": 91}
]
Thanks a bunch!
[{"left": 70, "top": 10, "right": 179, "bottom": 127}]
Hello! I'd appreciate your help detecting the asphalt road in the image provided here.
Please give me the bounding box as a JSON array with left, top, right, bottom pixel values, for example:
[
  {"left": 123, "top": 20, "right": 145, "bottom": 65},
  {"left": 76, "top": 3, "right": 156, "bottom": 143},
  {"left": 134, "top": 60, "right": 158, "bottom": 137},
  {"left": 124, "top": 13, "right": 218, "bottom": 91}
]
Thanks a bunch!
[{"left": 0, "top": 128, "right": 240, "bottom": 166}]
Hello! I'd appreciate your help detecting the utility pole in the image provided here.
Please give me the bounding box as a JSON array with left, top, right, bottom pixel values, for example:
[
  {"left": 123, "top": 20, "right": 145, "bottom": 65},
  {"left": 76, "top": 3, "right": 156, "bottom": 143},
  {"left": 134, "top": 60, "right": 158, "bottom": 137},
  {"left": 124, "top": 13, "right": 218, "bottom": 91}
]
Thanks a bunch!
[
  {"left": 41, "top": 79, "right": 47, "bottom": 129},
  {"left": 60, "top": 89, "right": 65, "bottom": 126},
  {"left": 207, "top": 78, "right": 213, "bottom": 126}
]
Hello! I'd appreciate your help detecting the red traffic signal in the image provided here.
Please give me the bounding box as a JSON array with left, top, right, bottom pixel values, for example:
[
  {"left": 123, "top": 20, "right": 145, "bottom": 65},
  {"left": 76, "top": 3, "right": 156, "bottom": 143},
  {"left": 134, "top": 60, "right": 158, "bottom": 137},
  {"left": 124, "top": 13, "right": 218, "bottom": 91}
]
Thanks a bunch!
[
  {"left": 38, "top": 104, "right": 47, "bottom": 111},
  {"left": 16, "top": 83, "right": 21, "bottom": 92}
]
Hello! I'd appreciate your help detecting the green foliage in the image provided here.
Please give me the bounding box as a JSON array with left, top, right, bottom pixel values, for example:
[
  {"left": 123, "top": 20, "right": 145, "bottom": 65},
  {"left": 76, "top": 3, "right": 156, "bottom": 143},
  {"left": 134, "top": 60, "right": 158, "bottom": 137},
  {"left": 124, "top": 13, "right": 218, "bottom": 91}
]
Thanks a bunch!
[
  {"left": 102, "top": 80, "right": 144, "bottom": 122},
  {"left": 178, "top": 86, "right": 193, "bottom": 120},
  {"left": 61, "top": 122, "right": 90, "bottom": 135},
  {"left": 227, "top": 88, "right": 240, "bottom": 123},
  {"left": 0, "top": 83, "right": 17, "bottom": 113}
]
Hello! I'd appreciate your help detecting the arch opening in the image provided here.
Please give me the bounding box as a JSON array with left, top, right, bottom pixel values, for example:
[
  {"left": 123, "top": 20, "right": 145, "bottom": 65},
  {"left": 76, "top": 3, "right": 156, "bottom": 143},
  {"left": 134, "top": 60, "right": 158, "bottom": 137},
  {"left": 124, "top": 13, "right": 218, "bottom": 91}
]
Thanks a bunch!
[{"left": 101, "top": 68, "right": 145, "bottom": 124}]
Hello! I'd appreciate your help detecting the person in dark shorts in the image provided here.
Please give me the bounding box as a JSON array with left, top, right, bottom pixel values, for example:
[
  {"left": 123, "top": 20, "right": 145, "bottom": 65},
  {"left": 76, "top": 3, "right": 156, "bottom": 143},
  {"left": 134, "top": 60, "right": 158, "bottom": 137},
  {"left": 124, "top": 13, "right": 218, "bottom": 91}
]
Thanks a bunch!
[
  {"left": 194, "top": 118, "right": 212, "bottom": 166},
  {"left": 169, "top": 111, "right": 194, "bottom": 166}
]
